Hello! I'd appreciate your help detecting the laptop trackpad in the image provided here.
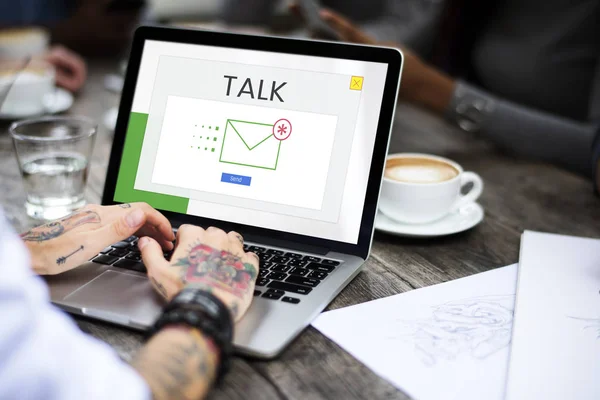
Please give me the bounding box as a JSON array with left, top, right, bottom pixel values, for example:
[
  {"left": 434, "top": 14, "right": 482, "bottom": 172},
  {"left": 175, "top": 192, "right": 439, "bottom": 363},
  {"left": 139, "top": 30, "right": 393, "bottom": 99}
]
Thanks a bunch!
[{"left": 64, "top": 270, "right": 164, "bottom": 327}]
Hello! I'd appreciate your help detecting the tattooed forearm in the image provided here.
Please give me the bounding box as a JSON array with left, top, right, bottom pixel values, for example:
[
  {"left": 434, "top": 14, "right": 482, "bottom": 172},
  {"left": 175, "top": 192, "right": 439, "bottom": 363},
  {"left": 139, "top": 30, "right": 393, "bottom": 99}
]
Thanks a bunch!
[
  {"left": 20, "top": 210, "right": 101, "bottom": 242},
  {"left": 56, "top": 245, "right": 84, "bottom": 265},
  {"left": 172, "top": 243, "right": 257, "bottom": 299},
  {"left": 131, "top": 327, "right": 219, "bottom": 400},
  {"left": 21, "top": 221, "right": 65, "bottom": 242}
]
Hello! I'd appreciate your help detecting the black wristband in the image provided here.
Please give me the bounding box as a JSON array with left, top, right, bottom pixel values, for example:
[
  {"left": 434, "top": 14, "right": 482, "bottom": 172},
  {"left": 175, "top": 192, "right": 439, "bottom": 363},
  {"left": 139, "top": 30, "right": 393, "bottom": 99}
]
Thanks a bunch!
[{"left": 147, "top": 288, "right": 234, "bottom": 385}]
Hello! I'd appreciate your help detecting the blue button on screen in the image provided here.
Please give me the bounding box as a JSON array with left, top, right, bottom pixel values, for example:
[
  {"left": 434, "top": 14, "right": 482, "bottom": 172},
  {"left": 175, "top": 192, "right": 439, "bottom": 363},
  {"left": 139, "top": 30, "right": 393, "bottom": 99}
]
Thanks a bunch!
[{"left": 221, "top": 173, "right": 252, "bottom": 186}]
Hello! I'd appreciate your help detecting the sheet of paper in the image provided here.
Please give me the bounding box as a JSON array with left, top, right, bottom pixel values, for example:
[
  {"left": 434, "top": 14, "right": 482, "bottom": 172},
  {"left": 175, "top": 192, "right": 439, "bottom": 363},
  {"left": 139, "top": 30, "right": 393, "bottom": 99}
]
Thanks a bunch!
[
  {"left": 312, "top": 265, "right": 518, "bottom": 400},
  {"left": 505, "top": 232, "right": 600, "bottom": 400}
]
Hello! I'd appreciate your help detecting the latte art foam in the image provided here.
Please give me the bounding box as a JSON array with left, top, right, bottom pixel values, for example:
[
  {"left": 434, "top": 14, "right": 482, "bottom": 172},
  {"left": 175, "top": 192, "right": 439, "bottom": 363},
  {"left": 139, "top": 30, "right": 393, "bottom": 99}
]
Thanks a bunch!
[{"left": 385, "top": 157, "right": 459, "bottom": 183}]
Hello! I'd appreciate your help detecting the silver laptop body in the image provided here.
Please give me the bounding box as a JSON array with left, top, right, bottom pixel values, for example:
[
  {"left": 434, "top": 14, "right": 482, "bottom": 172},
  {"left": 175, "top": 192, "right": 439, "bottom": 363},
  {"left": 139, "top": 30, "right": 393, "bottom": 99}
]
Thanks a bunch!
[{"left": 46, "top": 26, "right": 403, "bottom": 359}]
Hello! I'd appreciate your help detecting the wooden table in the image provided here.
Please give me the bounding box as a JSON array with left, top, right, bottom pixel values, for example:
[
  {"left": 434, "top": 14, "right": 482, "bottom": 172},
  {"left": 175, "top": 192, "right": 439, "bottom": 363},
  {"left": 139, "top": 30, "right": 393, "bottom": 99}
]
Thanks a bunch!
[{"left": 1, "top": 61, "right": 599, "bottom": 400}]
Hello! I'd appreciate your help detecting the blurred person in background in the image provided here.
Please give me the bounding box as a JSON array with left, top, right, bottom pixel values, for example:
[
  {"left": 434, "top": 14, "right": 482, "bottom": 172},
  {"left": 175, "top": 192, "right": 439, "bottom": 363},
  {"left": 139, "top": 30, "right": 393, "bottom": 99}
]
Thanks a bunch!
[
  {"left": 0, "top": 26, "right": 87, "bottom": 93},
  {"left": 262, "top": 1, "right": 599, "bottom": 177},
  {"left": 223, "top": 0, "right": 444, "bottom": 55},
  {"left": 42, "top": 45, "right": 87, "bottom": 92},
  {"left": 0, "top": 0, "right": 143, "bottom": 56}
]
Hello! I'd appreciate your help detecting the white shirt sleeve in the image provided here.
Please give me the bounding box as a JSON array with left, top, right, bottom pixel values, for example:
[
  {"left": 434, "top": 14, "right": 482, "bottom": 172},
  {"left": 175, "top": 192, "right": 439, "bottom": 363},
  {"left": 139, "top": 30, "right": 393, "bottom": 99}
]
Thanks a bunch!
[{"left": 0, "top": 215, "right": 151, "bottom": 400}]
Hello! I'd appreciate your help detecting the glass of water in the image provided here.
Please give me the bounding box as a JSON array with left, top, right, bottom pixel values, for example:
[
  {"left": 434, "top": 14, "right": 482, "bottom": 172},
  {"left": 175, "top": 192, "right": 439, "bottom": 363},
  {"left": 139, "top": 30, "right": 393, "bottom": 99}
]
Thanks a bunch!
[{"left": 10, "top": 116, "right": 97, "bottom": 220}]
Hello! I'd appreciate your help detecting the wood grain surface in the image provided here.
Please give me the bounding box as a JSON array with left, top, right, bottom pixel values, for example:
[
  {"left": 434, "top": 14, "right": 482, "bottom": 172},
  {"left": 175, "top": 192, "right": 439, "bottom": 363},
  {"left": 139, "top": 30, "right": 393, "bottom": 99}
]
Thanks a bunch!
[{"left": 1, "top": 61, "right": 598, "bottom": 400}]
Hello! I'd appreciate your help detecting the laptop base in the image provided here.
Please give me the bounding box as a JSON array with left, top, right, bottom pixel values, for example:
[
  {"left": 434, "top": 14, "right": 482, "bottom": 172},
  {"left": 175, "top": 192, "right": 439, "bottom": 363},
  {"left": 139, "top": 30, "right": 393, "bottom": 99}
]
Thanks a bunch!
[{"left": 46, "top": 251, "right": 364, "bottom": 359}]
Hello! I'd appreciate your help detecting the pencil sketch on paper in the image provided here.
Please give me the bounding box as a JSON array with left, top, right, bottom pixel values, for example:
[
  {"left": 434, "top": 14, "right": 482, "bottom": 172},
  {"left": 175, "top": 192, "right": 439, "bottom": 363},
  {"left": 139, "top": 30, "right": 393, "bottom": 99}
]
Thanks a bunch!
[
  {"left": 568, "top": 316, "right": 600, "bottom": 339},
  {"left": 390, "top": 295, "right": 515, "bottom": 367},
  {"left": 568, "top": 290, "right": 600, "bottom": 340}
]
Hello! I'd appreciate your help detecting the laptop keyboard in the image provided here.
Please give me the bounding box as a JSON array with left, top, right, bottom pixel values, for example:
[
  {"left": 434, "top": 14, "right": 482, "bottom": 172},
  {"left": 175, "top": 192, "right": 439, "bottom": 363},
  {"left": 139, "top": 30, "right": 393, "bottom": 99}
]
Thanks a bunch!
[
  {"left": 91, "top": 236, "right": 162, "bottom": 274},
  {"left": 244, "top": 244, "right": 342, "bottom": 304},
  {"left": 91, "top": 236, "right": 342, "bottom": 306}
]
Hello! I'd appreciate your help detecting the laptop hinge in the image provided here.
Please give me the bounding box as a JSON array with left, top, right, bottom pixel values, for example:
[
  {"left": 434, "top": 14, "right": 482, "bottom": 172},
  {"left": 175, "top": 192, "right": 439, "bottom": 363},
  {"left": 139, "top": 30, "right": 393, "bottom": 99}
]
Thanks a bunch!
[{"left": 243, "top": 233, "right": 330, "bottom": 255}]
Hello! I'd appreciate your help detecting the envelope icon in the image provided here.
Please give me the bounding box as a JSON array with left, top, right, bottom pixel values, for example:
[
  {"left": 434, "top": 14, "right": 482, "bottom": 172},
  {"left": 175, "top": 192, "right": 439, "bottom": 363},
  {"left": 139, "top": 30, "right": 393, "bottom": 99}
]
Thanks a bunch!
[{"left": 219, "top": 119, "right": 281, "bottom": 170}]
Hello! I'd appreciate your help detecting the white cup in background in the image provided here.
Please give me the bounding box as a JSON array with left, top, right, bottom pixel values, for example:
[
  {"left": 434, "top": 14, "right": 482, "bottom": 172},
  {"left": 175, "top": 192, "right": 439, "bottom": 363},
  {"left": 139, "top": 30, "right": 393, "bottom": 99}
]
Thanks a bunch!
[
  {"left": 0, "top": 59, "right": 56, "bottom": 116},
  {"left": 0, "top": 27, "right": 49, "bottom": 59},
  {"left": 379, "top": 153, "right": 484, "bottom": 224}
]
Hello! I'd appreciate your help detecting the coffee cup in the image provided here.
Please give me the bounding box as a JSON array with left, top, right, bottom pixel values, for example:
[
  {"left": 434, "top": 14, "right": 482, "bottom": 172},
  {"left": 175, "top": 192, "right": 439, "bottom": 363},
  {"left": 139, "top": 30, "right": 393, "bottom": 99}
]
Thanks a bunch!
[
  {"left": 0, "top": 59, "right": 55, "bottom": 116},
  {"left": 379, "top": 153, "right": 483, "bottom": 224},
  {"left": 0, "top": 27, "right": 49, "bottom": 59}
]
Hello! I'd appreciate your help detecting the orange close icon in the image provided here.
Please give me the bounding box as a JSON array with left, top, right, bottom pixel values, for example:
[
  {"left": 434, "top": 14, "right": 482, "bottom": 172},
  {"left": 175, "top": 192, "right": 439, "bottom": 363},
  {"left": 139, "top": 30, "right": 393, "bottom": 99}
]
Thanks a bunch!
[{"left": 350, "top": 76, "right": 364, "bottom": 91}]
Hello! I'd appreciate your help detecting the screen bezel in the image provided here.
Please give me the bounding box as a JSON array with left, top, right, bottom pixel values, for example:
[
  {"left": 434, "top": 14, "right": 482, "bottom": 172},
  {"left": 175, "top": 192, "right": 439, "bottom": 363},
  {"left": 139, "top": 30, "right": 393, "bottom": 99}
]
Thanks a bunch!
[{"left": 102, "top": 26, "right": 402, "bottom": 259}]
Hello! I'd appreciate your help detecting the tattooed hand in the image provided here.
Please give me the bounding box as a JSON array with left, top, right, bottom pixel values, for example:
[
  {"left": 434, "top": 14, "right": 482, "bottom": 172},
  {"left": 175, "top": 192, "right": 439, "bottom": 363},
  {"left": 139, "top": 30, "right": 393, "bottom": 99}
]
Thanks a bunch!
[
  {"left": 21, "top": 203, "right": 175, "bottom": 275},
  {"left": 139, "top": 225, "right": 259, "bottom": 322}
]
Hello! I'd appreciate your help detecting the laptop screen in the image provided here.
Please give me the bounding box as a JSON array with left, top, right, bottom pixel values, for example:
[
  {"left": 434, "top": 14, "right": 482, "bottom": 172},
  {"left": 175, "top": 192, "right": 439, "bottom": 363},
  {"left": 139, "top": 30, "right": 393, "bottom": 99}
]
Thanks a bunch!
[{"left": 114, "top": 39, "right": 390, "bottom": 244}]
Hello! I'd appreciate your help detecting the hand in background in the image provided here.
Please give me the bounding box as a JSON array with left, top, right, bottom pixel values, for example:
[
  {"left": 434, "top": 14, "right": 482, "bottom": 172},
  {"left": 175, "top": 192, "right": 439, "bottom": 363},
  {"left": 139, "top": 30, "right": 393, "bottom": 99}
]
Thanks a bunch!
[
  {"left": 20, "top": 203, "right": 174, "bottom": 275},
  {"left": 317, "top": 8, "right": 456, "bottom": 114},
  {"left": 50, "top": 0, "right": 141, "bottom": 56},
  {"left": 43, "top": 45, "right": 87, "bottom": 92},
  {"left": 139, "top": 225, "right": 259, "bottom": 322},
  {"left": 289, "top": 3, "right": 379, "bottom": 44}
]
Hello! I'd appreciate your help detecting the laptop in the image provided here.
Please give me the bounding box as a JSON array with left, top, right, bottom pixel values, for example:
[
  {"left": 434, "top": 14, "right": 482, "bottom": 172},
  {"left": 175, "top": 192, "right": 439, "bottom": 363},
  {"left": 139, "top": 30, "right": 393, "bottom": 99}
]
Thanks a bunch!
[{"left": 45, "top": 26, "right": 402, "bottom": 358}]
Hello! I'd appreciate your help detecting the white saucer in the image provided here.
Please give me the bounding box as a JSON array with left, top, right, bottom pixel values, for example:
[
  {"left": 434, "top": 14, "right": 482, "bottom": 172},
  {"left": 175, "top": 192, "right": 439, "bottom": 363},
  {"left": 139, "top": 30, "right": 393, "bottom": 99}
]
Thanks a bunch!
[
  {"left": 375, "top": 202, "right": 484, "bottom": 238},
  {"left": 0, "top": 87, "right": 74, "bottom": 120},
  {"left": 103, "top": 107, "right": 118, "bottom": 131}
]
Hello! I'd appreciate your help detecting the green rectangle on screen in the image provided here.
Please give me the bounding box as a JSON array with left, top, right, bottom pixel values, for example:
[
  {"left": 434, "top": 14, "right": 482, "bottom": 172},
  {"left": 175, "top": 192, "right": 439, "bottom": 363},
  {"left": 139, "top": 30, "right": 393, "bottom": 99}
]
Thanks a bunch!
[{"left": 114, "top": 112, "right": 189, "bottom": 214}]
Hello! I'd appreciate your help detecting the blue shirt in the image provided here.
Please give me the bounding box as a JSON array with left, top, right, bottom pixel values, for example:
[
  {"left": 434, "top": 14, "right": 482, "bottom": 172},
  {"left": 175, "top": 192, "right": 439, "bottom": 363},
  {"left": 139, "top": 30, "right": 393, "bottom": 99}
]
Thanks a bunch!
[{"left": 0, "top": 0, "right": 73, "bottom": 26}]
